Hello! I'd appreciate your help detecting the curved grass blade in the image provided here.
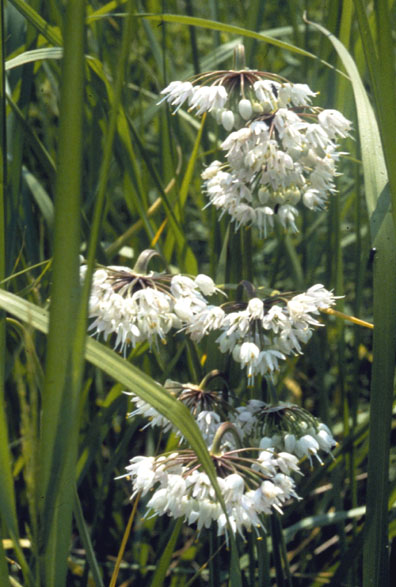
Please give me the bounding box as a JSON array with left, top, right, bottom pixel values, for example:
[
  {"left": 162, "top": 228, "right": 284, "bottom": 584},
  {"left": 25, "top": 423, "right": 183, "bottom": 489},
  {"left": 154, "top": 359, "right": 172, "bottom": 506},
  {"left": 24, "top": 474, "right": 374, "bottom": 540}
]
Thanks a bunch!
[
  {"left": 0, "top": 289, "right": 228, "bottom": 537},
  {"left": 140, "top": 13, "right": 348, "bottom": 76},
  {"left": 307, "top": 17, "right": 396, "bottom": 587},
  {"left": 5, "top": 287, "right": 246, "bottom": 586},
  {"left": 5, "top": 47, "right": 63, "bottom": 70}
]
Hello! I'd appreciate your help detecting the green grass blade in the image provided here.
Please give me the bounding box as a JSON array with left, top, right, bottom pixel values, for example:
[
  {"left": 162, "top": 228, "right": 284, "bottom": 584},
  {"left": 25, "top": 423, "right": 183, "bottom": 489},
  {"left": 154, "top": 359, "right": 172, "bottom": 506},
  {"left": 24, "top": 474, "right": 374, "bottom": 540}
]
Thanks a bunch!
[
  {"left": 73, "top": 486, "right": 104, "bottom": 587},
  {"left": 354, "top": 0, "right": 396, "bottom": 231},
  {"left": 307, "top": 18, "right": 396, "bottom": 586},
  {"left": 126, "top": 117, "right": 198, "bottom": 273},
  {"left": 8, "top": 0, "right": 62, "bottom": 45},
  {"left": 5, "top": 47, "right": 63, "bottom": 70},
  {"left": 163, "top": 114, "right": 206, "bottom": 273},
  {"left": 22, "top": 167, "right": 54, "bottom": 229},
  {"left": 141, "top": 13, "right": 325, "bottom": 60},
  {"left": 37, "top": 0, "right": 85, "bottom": 584},
  {"left": 149, "top": 518, "right": 183, "bottom": 587},
  {"left": 6, "top": 94, "right": 56, "bottom": 184}
]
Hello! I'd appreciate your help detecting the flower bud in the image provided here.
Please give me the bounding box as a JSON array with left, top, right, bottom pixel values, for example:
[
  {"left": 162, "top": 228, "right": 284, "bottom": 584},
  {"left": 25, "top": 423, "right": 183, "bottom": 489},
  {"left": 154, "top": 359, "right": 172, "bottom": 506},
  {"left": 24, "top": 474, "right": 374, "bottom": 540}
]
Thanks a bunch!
[{"left": 238, "top": 98, "right": 253, "bottom": 120}]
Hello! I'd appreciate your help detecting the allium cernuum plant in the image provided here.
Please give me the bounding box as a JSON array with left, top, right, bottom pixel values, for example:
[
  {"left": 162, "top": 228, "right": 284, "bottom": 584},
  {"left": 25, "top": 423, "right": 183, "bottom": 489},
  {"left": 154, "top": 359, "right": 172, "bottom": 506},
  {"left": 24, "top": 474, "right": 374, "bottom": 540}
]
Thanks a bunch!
[{"left": 83, "top": 46, "right": 349, "bottom": 539}]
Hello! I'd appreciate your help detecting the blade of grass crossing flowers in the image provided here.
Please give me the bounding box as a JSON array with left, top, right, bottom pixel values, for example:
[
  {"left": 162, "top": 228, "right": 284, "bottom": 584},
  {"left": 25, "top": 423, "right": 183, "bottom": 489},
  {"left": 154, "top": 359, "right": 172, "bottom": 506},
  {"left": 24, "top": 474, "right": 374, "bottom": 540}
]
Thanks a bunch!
[
  {"left": 37, "top": 1, "right": 86, "bottom": 585},
  {"left": 307, "top": 18, "right": 396, "bottom": 587},
  {"left": 0, "top": 289, "right": 241, "bottom": 585}
]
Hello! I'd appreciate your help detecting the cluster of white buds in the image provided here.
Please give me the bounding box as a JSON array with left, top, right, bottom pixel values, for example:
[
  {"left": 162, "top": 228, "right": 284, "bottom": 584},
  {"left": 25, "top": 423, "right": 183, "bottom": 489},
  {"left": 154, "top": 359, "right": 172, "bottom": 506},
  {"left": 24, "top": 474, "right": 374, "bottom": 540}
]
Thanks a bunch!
[
  {"left": 81, "top": 256, "right": 220, "bottom": 353},
  {"left": 159, "top": 69, "right": 318, "bottom": 132},
  {"left": 121, "top": 441, "right": 301, "bottom": 539},
  {"left": 183, "top": 284, "right": 338, "bottom": 380},
  {"left": 202, "top": 106, "right": 350, "bottom": 236},
  {"left": 234, "top": 401, "right": 337, "bottom": 465},
  {"left": 83, "top": 254, "right": 337, "bottom": 379},
  {"left": 159, "top": 50, "right": 352, "bottom": 237}
]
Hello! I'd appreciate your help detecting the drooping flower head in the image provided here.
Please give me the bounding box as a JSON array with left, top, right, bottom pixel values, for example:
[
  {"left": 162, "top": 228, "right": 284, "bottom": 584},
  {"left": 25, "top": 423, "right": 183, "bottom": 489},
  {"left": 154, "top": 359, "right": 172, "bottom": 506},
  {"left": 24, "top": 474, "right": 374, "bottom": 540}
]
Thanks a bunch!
[
  {"left": 120, "top": 424, "right": 301, "bottom": 539},
  {"left": 234, "top": 401, "right": 337, "bottom": 465},
  {"left": 82, "top": 250, "right": 224, "bottom": 353},
  {"left": 158, "top": 46, "right": 319, "bottom": 132},
  {"left": 182, "top": 282, "right": 339, "bottom": 381},
  {"left": 158, "top": 45, "right": 352, "bottom": 238}
]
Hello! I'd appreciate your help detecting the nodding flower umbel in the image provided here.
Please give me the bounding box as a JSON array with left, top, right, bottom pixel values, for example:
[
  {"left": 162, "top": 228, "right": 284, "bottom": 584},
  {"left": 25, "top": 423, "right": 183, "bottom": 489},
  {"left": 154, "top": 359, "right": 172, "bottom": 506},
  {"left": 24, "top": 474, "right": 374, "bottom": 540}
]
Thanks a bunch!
[
  {"left": 119, "top": 438, "right": 301, "bottom": 539},
  {"left": 158, "top": 46, "right": 352, "bottom": 238}
]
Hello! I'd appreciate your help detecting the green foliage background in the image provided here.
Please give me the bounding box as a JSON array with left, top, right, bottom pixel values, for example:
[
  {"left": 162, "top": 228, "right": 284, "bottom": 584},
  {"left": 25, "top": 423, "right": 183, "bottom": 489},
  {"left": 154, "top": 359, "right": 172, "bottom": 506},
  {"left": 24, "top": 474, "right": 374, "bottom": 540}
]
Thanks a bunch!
[{"left": 0, "top": 0, "right": 396, "bottom": 585}]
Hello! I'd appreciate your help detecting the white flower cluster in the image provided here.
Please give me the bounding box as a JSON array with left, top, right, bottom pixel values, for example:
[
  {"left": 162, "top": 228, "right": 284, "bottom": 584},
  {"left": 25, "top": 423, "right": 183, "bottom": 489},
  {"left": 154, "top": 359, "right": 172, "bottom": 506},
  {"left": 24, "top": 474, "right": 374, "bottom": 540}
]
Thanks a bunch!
[
  {"left": 159, "top": 70, "right": 351, "bottom": 237},
  {"left": 202, "top": 106, "right": 351, "bottom": 236},
  {"left": 84, "top": 264, "right": 336, "bottom": 379},
  {"left": 184, "top": 284, "right": 337, "bottom": 379},
  {"left": 234, "top": 401, "right": 337, "bottom": 465},
  {"left": 123, "top": 448, "right": 300, "bottom": 538},
  {"left": 82, "top": 265, "right": 219, "bottom": 353},
  {"left": 123, "top": 379, "right": 337, "bottom": 535},
  {"left": 115, "top": 55, "right": 345, "bottom": 541}
]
